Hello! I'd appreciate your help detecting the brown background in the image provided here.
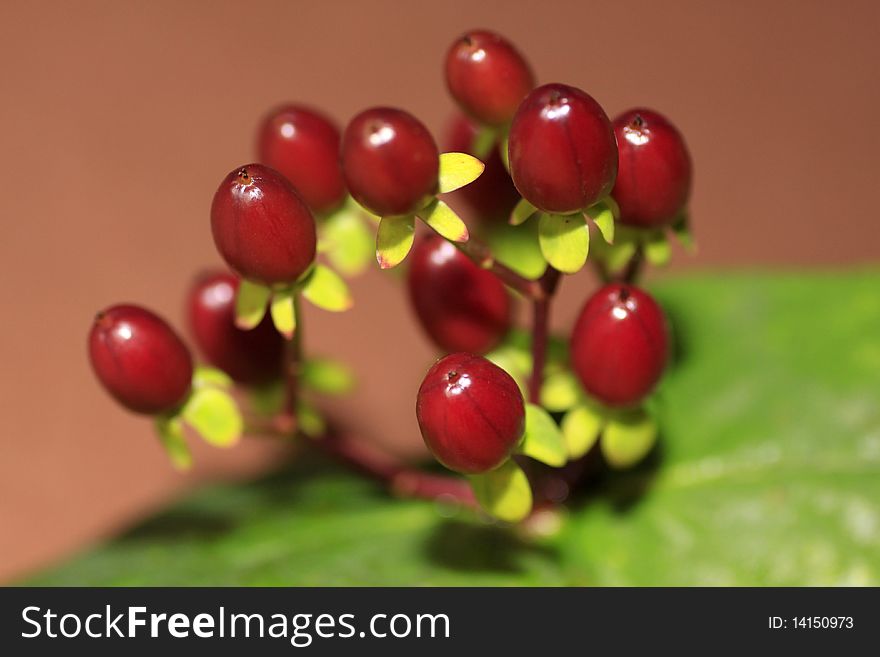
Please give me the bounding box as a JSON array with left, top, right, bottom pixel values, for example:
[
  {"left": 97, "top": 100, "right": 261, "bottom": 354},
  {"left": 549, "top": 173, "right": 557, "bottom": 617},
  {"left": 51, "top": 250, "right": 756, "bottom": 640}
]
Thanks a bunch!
[{"left": 1, "top": 0, "right": 878, "bottom": 583}]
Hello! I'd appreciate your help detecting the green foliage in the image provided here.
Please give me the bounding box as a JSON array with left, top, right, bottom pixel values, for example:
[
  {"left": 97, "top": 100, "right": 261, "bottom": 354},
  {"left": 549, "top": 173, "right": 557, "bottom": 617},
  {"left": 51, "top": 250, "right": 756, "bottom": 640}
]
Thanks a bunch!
[
  {"left": 486, "top": 220, "right": 547, "bottom": 281},
  {"left": 418, "top": 199, "right": 469, "bottom": 242},
  {"left": 437, "top": 152, "right": 485, "bottom": 194},
  {"left": 31, "top": 272, "right": 880, "bottom": 586},
  {"left": 320, "top": 204, "right": 374, "bottom": 277},
  {"left": 301, "top": 358, "right": 356, "bottom": 395},
  {"left": 234, "top": 279, "right": 271, "bottom": 330},
  {"left": 518, "top": 404, "right": 567, "bottom": 467},
  {"left": 470, "top": 459, "right": 533, "bottom": 523},
  {"left": 154, "top": 416, "right": 191, "bottom": 471},
  {"left": 585, "top": 196, "right": 618, "bottom": 244},
  {"left": 300, "top": 265, "right": 353, "bottom": 312},
  {"left": 269, "top": 288, "right": 296, "bottom": 338},
  {"left": 375, "top": 214, "right": 415, "bottom": 269},
  {"left": 537, "top": 213, "right": 589, "bottom": 274},
  {"left": 181, "top": 387, "right": 243, "bottom": 448},
  {"left": 561, "top": 403, "right": 603, "bottom": 459},
  {"left": 601, "top": 407, "right": 657, "bottom": 468}
]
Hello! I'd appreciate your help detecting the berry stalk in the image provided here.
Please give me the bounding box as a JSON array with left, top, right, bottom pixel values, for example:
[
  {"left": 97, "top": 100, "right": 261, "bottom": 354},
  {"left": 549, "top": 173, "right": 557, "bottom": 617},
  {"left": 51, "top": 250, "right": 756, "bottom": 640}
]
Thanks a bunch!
[{"left": 527, "top": 268, "right": 561, "bottom": 404}]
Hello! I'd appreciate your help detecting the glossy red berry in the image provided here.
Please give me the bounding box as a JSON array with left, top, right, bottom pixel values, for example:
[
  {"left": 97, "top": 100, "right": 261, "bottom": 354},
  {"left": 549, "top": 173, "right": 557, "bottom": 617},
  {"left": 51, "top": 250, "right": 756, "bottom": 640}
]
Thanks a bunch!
[
  {"left": 407, "top": 235, "right": 511, "bottom": 354},
  {"left": 508, "top": 83, "right": 617, "bottom": 214},
  {"left": 256, "top": 104, "right": 346, "bottom": 215},
  {"left": 210, "top": 164, "right": 316, "bottom": 285},
  {"left": 416, "top": 353, "right": 525, "bottom": 474},
  {"left": 444, "top": 113, "right": 519, "bottom": 224},
  {"left": 341, "top": 107, "right": 439, "bottom": 217},
  {"left": 89, "top": 305, "right": 193, "bottom": 415},
  {"left": 570, "top": 284, "right": 668, "bottom": 408},
  {"left": 612, "top": 108, "right": 692, "bottom": 228},
  {"left": 187, "top": 271, "right": 284, "bottom": 385},
  {"left": 445, "top": 29, "right": 534, "bottom": 126}
]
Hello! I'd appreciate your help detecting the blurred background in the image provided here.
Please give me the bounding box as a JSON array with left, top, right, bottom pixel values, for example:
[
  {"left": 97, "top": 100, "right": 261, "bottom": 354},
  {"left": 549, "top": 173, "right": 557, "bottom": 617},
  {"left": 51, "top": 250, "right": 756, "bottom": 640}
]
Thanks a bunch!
[{"left": 1, "top": 0, "right": 878, "bottom": 584}]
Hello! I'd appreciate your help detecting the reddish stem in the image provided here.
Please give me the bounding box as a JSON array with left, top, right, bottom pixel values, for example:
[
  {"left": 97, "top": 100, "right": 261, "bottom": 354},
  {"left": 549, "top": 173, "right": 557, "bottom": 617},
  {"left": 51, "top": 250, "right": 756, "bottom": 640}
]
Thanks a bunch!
[
  {"left": 527, "top": 268, "right": 561, "bottom": 404},
  {"left": 619, "top": 246, "right": 644, "bottom": 284}
]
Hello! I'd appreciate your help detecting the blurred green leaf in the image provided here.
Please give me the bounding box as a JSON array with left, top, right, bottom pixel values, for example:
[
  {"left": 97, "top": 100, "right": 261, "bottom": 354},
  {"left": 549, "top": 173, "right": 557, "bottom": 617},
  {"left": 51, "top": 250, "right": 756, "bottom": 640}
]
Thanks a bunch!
[
  {"left": 471, "top": 126, "right": 497, "bottom": 159},
  {"left": 487, "top": 220, "right": 547, "bottom": 281},
  {"left": 470, "top": 459, "right": 533, "bottom": 523},
  {"left": 298, "top": 401, "right": 326, "bottom": 438},
  {"left": 672, "top": 210, "right": 696, "bottom": 251},
  {"left": 540, "top": 370, "right": 581, "bottom": 413},
  {"left": 601, "top": 407, "right": 657, "bottom": 469},
  {"left": 585, "top": 196, "right": 618, "bottom": 244},
  {"left": 181, "top": 387, "right": 243, "bottom": 448},
  {"left": 234, "top": 279, "right": 271, "bottom": 330},
  {"left": 155, "top": 415, "right": 191, "bottom": 471},
  {"left": 644, "top": 230, "right": 672, "bottom": 266},
  {"left": 437, "top": 152, "right": 485, "bottom": 194},
  {"left": 192, "top": 366, "right": 233, "bottom": 390},
  {"left": 376, "top": 214, "right": 415, "bottom": 269},
  {"left": 418, "top": 199, "right": 469, "bottom": 242},
  {"left": 510, "top": 197, "right": 538, "bottom": 226},
  {"left": 321, "top": 206, "right": 374, "bottom": 277},
  {"left": 34, "top": 272, "right": 880, "bottom": 586},
  {"left": 301, "top": 265, "right": 353, "bottom": 312},
  {"left": 249, "top": 380, "right": 285, "bottom": 417},
  {"left": 519, "top": 404, "right": 567, "bottom": 467},
  {"left": 269, "top": 289, "right": 296, "bottom": 339},
  {"left": 538, "top": 213, "right": 589, "bottom": 274},
  {"left": 562, "top": 403, "right": 604, "bottom": 459},
  {"left": 302, "top": 358, "right": 356, "bottom": 395}
]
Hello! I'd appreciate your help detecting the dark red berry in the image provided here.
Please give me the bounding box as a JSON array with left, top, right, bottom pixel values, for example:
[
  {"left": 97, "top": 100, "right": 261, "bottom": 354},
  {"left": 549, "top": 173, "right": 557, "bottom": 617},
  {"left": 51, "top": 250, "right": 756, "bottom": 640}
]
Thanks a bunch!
[
  {"left": 89, "top": 305, "right": 193, "bottom": 415},
  {"left": 445, "top": 29, "right": 534, "bottom": 126},
  {"left": 417, "top": 353, "right": 525, "bottom": 474},
  {"left": 256, "top": 104, "right": 346, "bottom": 215},
  {"left": 570, "top": 284, "right": 668, "bottom": 407},
  {"left": 508, "top": 83, "right": 618, "bottom": 214},
  {"left": 612, "top": 108, "right": 692, "bottom": 228},
  {"left": 444, "top": 113, "right": 519, "bottom": 224},
  {"left": 407, "top": 235, "right": 511, "bottom": 354},
  {"left": 341, "top": 107, "right": 439, "bottom": 217},
  {"left": 187, "top": 271, "right": 284, "bottom": 384},
  {"left": 210, "top": 164, "right": 316, "bottom": 285}
]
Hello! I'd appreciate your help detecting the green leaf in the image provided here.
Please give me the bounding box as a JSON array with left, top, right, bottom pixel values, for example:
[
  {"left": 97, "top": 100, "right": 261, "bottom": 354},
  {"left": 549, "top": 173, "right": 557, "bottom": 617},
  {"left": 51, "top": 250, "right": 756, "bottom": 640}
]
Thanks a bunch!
[
  {"left": 471, "top": 126, "right": 497, "bottom": 159},
  {"left": 376, "top": 214, "right": 415, "bottom": 269},
  {"left": 192, "top": 365, "right": 233, "bottom": 390},
  {"left": 302, "top": 358, "right": 355, "bottom": 395},
  {"left": 181, "top": 387, "right": 243, "bottom": 448},
  {"left": 672, "top": 210, "right": 695, "bottom": 251},
  {"left": 499, "top": 135, "right": 510, "bottom": 171},
  {"left": 486, "top": 220, "right": 547, "bottom": 281},
  {"left": 297, "top": 401, "right": 326, "bottom": 438},
  {"left": 601, "top": 408, "right": 657, "bottom": 469},
  {"left": 154, "top": 415, "right": 192, "bottom": 471},
  {"left": 561, "top": 403, "right": 604, "bottom": 459},
  {"left": 592, "top": 227, "right": 638, "bottom": 274},
  {"left": 518, "top": 403, "right": 567, "bottom": 467},
  {"left": 269, "top": 288, "right": 297, "bottom": 339},
  {"left": 418, "top": 199, "right": 469, "bottom": 242},
  {"left": 437, "top": 152, "right": 485, "bottom": 194},
  {"left": 470, "top": 459, "right": 533, "bottom": 523},
  {"left": 33, "top": 272, "right": 880, "bottom": 586},
  {"left": 585, "top": 196, "right": 618, "bottom": 244},
  {"left": 540, "top": 370, "right": 581, "bottom": 412},
  {"left": 538, "top": 212, "right": 589, "bottom": 274},
  {"left": 509, "top": 197, "right": 538, "bottom": 226},
  {"left": 234, "top": 279, "right": 271, "bottom": 330},
  {"left": 301, "top": 264, "right": 353, "bottom": 312},
  {"left": 249, "top": 380, "right": 285, "bottom": 417},
  {"left": 320, "top": 205, "right": 374, "bottom": 277},
  {"left": 644, "top": 230, "right": 672, "bottom": 266}
]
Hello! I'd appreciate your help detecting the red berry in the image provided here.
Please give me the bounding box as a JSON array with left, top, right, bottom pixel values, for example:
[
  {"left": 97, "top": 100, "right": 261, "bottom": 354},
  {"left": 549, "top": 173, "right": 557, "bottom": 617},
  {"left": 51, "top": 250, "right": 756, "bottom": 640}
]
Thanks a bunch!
[
  {"left": 407, "top": 235, "right": 511, "bottom": 354},
  {"left": 210, "top": 164, "right": 316, "bottom": 285},
  {"left": 612, "top": 108, "right": 692, "bottom": 228},
  {"left": 445, "top": 29, "right": 534, "bottom": 126},
  {"left": 256, "top": 104, "right": 346, "bottom": 215},
  {"left": 508, "top": 83, "right": 618, "bottom": 214},
  {"left": 89, "top": 305, "right": 193, "bottom": 415},
  {"left": 341, "top": 107, "right": 438, "bottom": 217},
  {"left": 187, "top": 271, "right": 284, "bottom": 384},
  {"left": 570, "top": 284, "right": 668, "bottom": 407},
  {"left": 416, "top": 353, "right": 525, "bottom": 474},
  {"left": 444, "top": 113, "right": 519, "bottom": 224}
]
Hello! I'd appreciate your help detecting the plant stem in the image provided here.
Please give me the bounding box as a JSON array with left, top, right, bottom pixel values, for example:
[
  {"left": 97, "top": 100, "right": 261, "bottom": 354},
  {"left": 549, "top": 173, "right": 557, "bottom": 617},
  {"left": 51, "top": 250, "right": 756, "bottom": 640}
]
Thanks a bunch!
[
  {"left": 527, "top": 268, "right": 561, "bottom": 405},
  {"left": 454, "top": 238, "right": 545, "bottom": 301},
  {"left": 620, "top": 246, "right": 644, "bottom": 284},
  {"left": 281, "top": 293, "right": 303, "bottom": 424}
]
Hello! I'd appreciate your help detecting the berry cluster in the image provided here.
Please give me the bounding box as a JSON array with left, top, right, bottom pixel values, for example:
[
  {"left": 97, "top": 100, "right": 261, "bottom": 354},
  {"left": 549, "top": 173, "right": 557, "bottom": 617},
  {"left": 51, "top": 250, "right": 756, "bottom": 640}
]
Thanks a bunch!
[{"left": 89, "top": 29, "right": 692, "bottom": 522}]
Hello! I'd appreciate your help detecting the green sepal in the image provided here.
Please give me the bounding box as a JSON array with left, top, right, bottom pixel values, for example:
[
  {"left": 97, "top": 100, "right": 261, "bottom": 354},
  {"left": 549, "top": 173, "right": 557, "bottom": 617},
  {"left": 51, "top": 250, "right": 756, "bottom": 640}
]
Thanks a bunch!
[
  {"left": 518, "top": 403, "right": 567, "bottom": 467},
  {"left": 585, "top": 196, "right": 619, "bottom": 244},
  {"left": 540, "top": 369, "right": 581, "bottom": 413},
  {"left": 561, "top": 403, "right": 605, "bottom": 459},
  {"left": 297, "top": 401, "right": 326, "bottom": 438},
  {"left": 192, "top": 365, "right": 233, "bottom": 389},
  {"left": 671, "top": 210, "right": 696, "bottom": 251},
  {"left": 301, "top": 357, "right": 356, "bottom": 395},
  {"left": 437, "top": 152, "right": 485, "bottom": 194},
  {"left": 601, "top": 406, "right": 658, "bottom": 468},
  {"left": 470, "top": 459, "right": 532, "bottom": 523},
  {"left": 486, "top": 219, "right": 547, "bottom": 281},
  {"left": 155, "top": 415, "right": 192, "bottom": 470},
  {"left": 269, "top": 288, "right": 297, "bottom": 339},
  {"left": 300, "top": 264, "right": 353, "bottom": 312},
  {"left": 471, "top": 126, "right": 497, "bottom": 159},
  {"left": 499, "top": 135, "right": 510, "bottom": 172},
  {"left": 235, "top": 279, "right": 272, "bottom": 330},
  {"left": 538, "top": 212, "right": 589, "bottom": 274},
  {"left": 510, "top": 197, "right": 539, "bottom": 226},
  {"left": 644, "top": 230, "right": 672, "bottom": 266},
  {"left": 181, "top": 386, "right": 243, "bottom": 448},
  {"left": 376, "top": 214, "right": 415, "bottom": 269},
  {"left": 418, "top": 198, "right": 469, "bottom": 242},
  {"left": 320, "top": 203, "right": 374, "bottom": 277},
  {"left": 249, "top": 380, "right": 286, "bottom": 417}
]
